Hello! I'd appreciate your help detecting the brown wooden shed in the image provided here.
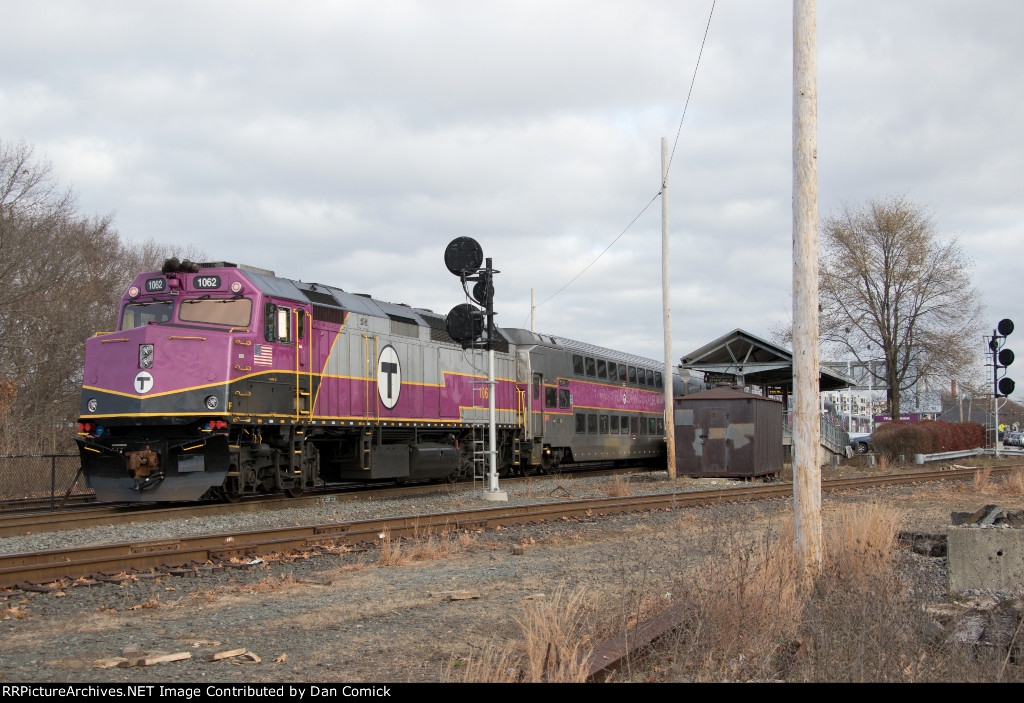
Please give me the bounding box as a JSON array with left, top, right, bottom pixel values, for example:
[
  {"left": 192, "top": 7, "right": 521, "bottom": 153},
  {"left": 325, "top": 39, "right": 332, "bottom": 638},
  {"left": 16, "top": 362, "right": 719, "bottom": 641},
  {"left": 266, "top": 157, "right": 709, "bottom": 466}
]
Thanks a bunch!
[{"left": 674, "top": 386, "right": 783, "bottom": 478}]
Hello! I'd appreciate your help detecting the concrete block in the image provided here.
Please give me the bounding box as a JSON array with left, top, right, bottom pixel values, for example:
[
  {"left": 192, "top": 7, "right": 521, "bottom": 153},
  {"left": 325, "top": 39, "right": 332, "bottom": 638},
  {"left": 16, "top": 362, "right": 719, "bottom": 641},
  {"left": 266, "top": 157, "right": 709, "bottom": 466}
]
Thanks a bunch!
[{"left": 947, "top": 525, "right": 1024, "bottom": 594}]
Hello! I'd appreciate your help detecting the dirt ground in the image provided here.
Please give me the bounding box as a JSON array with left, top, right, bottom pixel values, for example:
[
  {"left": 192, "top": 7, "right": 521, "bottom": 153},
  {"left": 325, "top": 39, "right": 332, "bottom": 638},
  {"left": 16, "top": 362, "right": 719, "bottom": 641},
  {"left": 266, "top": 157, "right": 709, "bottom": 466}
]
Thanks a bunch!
[{"left": 2, "top": 460, "right": 1022, "bottom": 683}]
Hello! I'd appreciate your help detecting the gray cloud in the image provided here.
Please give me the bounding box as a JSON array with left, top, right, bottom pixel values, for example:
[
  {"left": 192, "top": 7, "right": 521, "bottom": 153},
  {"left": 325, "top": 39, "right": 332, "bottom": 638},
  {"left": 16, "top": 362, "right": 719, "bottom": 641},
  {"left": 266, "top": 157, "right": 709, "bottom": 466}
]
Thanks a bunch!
[{"left": 1, "top": 0, "right": 1020, "bottom": 365}]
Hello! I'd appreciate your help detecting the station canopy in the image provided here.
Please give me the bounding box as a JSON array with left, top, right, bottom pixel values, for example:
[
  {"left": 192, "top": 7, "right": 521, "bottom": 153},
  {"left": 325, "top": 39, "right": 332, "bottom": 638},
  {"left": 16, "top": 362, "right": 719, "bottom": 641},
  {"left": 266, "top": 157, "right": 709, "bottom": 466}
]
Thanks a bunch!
[{"left": 679, "top": 329, "right": 854, "bottom": 393}]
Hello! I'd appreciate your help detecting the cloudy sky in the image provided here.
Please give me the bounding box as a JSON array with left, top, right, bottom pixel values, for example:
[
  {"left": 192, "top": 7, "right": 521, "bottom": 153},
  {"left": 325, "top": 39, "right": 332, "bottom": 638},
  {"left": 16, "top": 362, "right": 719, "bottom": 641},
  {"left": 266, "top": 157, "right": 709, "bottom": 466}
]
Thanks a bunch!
[{"left": 2, "top": 0, "right": 1021, "bottom": 366}]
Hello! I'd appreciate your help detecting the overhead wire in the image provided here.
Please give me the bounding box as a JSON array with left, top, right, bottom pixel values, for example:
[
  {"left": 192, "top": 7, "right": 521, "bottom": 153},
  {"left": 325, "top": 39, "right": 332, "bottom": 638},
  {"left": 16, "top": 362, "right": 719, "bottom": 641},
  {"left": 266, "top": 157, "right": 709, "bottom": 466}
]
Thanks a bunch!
[{"left": 526, "top": 0, "right": 716, "bottom": 325}]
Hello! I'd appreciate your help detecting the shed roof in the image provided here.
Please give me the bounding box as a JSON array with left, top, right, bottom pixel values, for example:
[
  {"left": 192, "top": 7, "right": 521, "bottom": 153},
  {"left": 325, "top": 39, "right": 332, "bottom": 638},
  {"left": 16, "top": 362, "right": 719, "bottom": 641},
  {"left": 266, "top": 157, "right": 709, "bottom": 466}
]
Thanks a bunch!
[{"left": 679, "top": 328, "right": 854, "bottom": 392}]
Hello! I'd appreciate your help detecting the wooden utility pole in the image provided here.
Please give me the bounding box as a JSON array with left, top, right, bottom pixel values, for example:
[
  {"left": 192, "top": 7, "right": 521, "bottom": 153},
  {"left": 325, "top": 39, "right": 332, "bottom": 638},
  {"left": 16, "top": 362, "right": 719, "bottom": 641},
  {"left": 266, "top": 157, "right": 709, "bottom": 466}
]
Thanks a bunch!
[
  {"left": 661, "top": 137, "right": 676, "bottom": 479},
  {"left": 793, "top": 0, "right": 822, "bottom": 577}
]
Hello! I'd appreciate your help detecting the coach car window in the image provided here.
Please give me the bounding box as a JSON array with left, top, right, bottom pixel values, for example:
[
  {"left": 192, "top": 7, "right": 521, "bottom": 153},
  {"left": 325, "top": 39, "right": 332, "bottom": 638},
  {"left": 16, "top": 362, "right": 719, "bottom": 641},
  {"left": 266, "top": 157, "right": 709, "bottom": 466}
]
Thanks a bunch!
[
  {"left": 585, "top": 357, "right": 596, "bottom": 377},
  {"left": 599, "top": 415, "right": 609, "bottom": 434},
  {"left": 597, "top": 360, "right": 607, "bottom": 379},
  {"left": 558, "top": 388, "right": 571, "bottom": 409},
  {"left": 638, "top": 369, "right": 646, "bottom": 386},
  {"left": 180, "top": 297, "right": 253, "bottom": 328},
  {"left": 610, "top": 415, "right": 619, "bottom": 433},
  {"left": 573, "top": 355, "right": 584, "bottom": 375},
  {"left": 631, "top": 417, "right": 639, "bottom": 434},
  {"left": 618, "top": 364, "right": 628, "bottom": 383},
  {"left": 120, "top": 301, "right": 174, "bottom": 330},
  {"left": 628, "top": 366, "right": 637, "bottom": 384},
  {"left": 646, "top": 370, "right": 655, "bottom": 387},
  {"left": 639, "top": 417, "right": 648, "bottom": 435},
  {"left": 655, "top": 372, "right": 663, "bottom": 389},
  {"left": 588, "top": 414, "right": 598, "bottom": 434},
  {"left": 575, "top": 413, "right": 586, "bottom": 434},
  {"left": 546, "top": 387, "right": 557, "bottom": 409}
]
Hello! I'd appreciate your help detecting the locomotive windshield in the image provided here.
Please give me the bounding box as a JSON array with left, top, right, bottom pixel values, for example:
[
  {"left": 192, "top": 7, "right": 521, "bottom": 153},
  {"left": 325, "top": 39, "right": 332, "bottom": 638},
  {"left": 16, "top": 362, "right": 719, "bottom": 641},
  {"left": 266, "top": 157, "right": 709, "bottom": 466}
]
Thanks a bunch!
[
  {"left": 121, "top": 301, "right": 174, "bottom": 329},
  {"left": 179, "top": 297, "right": 253, "bottom": 327}
]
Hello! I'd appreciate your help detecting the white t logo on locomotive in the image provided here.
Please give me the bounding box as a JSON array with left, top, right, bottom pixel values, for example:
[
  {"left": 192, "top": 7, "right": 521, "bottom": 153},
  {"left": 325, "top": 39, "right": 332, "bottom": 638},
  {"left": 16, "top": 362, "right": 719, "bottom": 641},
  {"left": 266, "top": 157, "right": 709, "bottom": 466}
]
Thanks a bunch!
[{"left": 377, "top": 345, "right": 402, "bottom": 409}]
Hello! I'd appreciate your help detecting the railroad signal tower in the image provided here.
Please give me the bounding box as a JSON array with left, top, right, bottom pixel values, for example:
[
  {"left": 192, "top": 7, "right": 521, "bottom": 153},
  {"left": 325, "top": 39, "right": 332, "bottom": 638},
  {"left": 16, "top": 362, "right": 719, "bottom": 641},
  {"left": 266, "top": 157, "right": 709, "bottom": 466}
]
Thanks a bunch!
[
  {"left": 989, "top": 319, "right": 1015, "bottom": 399},
  {"left": 443, "top": 237, "right": 507, "bottom": 502},
  {"left": 988, "top": 318, "right": 1014, "bottom": 455},
  {"left": 443, "top": 237, "right": 497, "bottom": 350}
]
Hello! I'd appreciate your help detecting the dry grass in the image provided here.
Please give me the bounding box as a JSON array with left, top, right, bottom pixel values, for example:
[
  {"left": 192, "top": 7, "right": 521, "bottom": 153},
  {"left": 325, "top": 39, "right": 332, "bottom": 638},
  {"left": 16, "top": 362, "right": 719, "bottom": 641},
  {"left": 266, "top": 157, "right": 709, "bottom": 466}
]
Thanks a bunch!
[
  {"left": 445, "top": 643, "right": 521, "bottom": 683},
  {"left": 654, "top": 500, "right": 1024, "bottom": 682},
  {"left": 824, "top": 502, "right": 903, "bottom": 583},
  {"left": 515, "top": 586, "right": 592, "bottom": 682},
  {"left": 1000, "top": 468, "right": 1024, "bottom": 495},
  {"left": 376, "top": 527, "right": 459, "bottom": 567},
  {"left": 974, "top": 467, "right": 993, "bottom": 491},
  {"left": 666, "top": 518, "right": 802, "bottom": 681},
  {"left": 600, "top": 475, "right": 632, "bottom": 498},
  {"left": 446, "top": 586, "right": 592, "bottom": 683}
]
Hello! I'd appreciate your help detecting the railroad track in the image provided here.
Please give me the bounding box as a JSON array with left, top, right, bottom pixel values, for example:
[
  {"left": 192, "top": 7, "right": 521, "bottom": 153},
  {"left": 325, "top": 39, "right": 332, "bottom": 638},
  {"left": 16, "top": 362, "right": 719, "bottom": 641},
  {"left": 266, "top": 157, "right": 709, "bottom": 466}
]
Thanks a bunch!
[
  {"left": 0, "top": 464, "right": 1016, "bottom": 591},
  {"left": 0, "top": 466, "right": 649, "bottom": 539}
]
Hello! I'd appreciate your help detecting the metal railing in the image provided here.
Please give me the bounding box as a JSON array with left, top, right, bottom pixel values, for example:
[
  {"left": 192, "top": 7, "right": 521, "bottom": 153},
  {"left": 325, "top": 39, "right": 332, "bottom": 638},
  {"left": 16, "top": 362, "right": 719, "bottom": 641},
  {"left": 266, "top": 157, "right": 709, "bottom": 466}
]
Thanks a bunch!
[{"left": 782, "top": 416, "right": 851, "bottom": 456}]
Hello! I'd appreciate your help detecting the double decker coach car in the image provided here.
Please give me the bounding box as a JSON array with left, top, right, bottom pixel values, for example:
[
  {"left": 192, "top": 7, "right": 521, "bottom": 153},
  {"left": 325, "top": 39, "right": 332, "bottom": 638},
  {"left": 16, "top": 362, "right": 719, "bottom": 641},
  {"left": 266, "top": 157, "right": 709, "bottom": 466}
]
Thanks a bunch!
[{"left": 77, "top": 260, "right": 700, "bottom": 502}]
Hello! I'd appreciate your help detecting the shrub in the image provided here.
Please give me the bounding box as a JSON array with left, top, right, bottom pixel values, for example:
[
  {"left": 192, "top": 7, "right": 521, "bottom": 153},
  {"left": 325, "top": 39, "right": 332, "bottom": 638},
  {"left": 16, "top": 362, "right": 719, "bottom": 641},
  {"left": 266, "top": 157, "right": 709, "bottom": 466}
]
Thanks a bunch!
[{"left": 871, "top": 420, "right": 984, "bottom": 458}]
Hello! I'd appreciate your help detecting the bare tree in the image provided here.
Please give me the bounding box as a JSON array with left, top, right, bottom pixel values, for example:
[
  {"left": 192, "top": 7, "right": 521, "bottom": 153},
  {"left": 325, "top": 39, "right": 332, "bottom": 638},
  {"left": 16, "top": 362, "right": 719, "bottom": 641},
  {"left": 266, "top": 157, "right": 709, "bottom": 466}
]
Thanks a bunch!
[
  {"left": 819, "top": 195, "right": 984, "bottom": 419},
  {"left": 0, "top": 140, "right": 203, "bottom": 452}
]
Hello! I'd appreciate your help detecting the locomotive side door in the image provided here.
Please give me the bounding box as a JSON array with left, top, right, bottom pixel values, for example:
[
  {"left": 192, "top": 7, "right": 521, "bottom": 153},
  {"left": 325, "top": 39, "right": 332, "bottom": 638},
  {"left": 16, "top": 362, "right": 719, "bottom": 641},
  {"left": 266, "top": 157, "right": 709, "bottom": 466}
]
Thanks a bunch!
[
  {"left": 532, "top": 372, "right": 544, "bottom": 438},
  {"left": 293, "top": 306, "right": 312, "bottom": 418}
]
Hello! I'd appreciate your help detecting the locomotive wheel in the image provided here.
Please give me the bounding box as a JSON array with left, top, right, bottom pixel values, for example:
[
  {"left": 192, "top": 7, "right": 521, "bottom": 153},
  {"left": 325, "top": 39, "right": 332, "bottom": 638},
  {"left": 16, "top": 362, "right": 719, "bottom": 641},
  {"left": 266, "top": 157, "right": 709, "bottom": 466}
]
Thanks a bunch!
[
  {"left": 286, "top": 484, "right": 303, "bottom": 498},
  {"left": 219, "top": 485, "right": 242, "bottom": 503}
]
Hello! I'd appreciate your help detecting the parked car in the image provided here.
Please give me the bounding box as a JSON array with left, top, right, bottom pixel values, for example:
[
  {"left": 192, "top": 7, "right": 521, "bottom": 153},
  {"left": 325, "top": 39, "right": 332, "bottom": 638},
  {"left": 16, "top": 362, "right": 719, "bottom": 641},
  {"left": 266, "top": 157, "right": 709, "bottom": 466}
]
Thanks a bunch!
[
  {"left": 1004, "top": 431, "right": 1024, "bottom": 448},
  {"left": 850, "top": 432, "right": 874, "bottom": 454}
]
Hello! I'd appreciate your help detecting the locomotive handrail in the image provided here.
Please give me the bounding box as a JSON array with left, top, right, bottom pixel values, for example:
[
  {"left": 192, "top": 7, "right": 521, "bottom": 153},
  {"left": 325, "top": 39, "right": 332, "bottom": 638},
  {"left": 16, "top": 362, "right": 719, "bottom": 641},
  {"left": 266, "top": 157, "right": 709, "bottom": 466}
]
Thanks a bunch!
[
  {"left": 100, "top": 338, "right": 129, "bottom": 344},
  {"left": 294, "top": 308, "right": 312, "bottom": 419},
  {"left": 168, "top": 336, "right": 207, "bottom": 341},
  {"left": 229, "top": 327, "right": 250, "bottom": 334},
  {"left": 234, "top": 339, "right": 252, "bottom": 346},
  {"left": 234, "top": 365, "right": 252, "bottom": 372},
  {"left": 362, "top": 333, "right": 379, "bottom": 421}
]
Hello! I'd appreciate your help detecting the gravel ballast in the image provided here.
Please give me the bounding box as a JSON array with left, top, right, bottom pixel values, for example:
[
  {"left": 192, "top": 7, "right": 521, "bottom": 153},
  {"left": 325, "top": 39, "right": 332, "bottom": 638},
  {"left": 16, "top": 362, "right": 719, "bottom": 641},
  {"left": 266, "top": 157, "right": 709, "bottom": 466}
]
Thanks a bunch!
[{"left": 1, "top": 469, "right": 1020, "bottom": 683}]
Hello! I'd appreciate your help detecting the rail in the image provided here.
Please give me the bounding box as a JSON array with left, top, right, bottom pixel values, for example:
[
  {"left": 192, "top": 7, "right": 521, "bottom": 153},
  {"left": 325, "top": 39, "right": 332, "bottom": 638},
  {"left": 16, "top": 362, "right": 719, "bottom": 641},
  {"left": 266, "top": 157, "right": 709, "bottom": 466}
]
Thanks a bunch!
[{"left": 0, "top": 465, "right": 1012, "bottom": 592}]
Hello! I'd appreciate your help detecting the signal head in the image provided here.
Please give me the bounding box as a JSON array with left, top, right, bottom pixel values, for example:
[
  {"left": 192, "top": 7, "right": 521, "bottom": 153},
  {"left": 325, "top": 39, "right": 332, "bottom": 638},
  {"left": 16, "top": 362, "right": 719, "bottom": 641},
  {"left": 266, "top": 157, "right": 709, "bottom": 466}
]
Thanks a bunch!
[
  {"left": 444, "top": 237, "right": 483, "bottom": 276},
  {"left": 446, "top": 303, "right": 484, "bottom": 347}
]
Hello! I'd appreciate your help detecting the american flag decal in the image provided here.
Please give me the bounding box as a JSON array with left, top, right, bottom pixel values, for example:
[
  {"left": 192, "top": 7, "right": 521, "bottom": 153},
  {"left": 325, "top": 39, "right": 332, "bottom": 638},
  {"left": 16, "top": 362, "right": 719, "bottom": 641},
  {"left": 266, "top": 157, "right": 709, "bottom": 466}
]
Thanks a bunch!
[{"left": 254, "top": 344, "right": 273, "bottom": 366}]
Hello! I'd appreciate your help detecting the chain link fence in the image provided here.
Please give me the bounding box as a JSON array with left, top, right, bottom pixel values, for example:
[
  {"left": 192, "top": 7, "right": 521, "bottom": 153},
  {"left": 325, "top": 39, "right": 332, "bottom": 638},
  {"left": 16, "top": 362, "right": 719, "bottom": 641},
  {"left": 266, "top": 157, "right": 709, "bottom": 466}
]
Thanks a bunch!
[{"left": 0, "top": 454, "right": 92, "bottom": 512}]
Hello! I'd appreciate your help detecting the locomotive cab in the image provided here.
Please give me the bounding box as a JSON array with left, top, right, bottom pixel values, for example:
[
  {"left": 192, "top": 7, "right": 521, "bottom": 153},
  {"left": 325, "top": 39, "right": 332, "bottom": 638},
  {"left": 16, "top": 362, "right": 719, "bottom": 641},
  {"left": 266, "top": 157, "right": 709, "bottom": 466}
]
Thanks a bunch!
[{"left": 76, "top": 260, "right": 315, "bottom": 502}]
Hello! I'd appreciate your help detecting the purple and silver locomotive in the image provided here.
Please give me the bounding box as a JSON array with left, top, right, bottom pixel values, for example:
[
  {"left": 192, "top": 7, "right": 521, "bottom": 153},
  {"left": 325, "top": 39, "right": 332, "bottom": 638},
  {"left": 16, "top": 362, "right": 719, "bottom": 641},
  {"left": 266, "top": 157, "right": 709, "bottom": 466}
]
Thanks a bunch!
[{"left": 77, "top": 260, "right": 699, "bottom": 502}]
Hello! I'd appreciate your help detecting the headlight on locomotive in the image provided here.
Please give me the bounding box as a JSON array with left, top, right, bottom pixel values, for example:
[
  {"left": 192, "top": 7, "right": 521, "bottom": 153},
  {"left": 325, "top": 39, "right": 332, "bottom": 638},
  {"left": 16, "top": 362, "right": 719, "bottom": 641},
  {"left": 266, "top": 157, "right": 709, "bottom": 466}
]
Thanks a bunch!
[
  {"left": 139, "top": 343, "right": 154, "bottom": 369},
  {"left": 204, "top": 395, "right": 219, "bottom": 410},
  {"left": 87, "top": 398, "right": 98, "bottom": 413}
]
